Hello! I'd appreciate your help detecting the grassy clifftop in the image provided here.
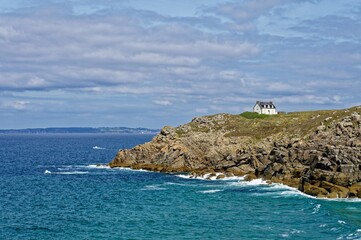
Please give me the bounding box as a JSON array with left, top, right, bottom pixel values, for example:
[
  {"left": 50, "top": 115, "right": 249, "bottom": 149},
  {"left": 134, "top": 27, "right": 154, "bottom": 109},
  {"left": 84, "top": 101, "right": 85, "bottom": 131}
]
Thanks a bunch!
[{"left": 176, "top": 106, "right": 361, "bottom": 140}]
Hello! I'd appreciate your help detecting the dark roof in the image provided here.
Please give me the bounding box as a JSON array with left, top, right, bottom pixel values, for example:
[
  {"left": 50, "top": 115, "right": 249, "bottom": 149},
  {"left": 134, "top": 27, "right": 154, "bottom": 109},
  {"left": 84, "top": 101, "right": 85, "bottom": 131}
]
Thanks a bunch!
[{"left": 255, "top": 101, "right": 276, "bottom": 109}]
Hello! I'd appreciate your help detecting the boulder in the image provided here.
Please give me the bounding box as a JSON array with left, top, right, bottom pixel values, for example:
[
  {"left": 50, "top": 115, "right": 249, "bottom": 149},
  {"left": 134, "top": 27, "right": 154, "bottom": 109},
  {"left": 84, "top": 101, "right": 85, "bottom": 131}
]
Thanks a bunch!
[
  {"left": 244, "top": 173, "right": 257, "bottom": 181},
  {"left": 303, "top": 183, "right": 329, "bottom": 197}
]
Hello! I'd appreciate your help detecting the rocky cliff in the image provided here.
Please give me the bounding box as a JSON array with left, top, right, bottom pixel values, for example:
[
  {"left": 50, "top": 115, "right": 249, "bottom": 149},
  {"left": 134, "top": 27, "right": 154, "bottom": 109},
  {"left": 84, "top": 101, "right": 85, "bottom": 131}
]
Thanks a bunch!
[{"left": 110, "top": 107, "right": 361, "bottom": 198}]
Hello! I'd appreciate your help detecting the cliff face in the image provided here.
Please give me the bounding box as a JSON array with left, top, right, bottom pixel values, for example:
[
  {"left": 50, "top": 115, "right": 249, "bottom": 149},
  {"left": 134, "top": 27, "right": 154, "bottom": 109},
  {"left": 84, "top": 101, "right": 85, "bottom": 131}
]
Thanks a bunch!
[{"left": 110, "top": 107, "right": 361, "bottom": 198}]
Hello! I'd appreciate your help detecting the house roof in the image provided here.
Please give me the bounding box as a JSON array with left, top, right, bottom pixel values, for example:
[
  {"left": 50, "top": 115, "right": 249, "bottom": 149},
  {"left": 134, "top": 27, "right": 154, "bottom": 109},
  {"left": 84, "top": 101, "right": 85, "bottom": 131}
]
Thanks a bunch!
[{"left": 255, "top": 101, "right": 276, "bottom": 109}]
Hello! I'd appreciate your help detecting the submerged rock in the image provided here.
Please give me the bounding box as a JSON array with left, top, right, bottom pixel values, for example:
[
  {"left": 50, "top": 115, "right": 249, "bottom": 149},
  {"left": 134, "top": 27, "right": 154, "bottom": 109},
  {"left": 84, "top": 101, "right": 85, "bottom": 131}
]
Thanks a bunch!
[{"left": 110, "top": 106, "right": 361, "bottom": 198}]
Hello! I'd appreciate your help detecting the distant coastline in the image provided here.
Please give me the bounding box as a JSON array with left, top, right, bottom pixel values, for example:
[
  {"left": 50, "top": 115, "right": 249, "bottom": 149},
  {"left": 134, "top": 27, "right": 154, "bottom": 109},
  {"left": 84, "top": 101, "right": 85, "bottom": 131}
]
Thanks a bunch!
[{"left": 0, "top": 127, "right": 160, "bottom": 134}]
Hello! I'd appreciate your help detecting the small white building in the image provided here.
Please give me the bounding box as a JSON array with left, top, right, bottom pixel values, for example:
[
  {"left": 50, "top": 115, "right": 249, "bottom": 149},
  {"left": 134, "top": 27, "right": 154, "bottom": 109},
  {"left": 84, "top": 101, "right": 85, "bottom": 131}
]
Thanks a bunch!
[{"left": 253, "top": 101, "right": 277, "bottom": 115}]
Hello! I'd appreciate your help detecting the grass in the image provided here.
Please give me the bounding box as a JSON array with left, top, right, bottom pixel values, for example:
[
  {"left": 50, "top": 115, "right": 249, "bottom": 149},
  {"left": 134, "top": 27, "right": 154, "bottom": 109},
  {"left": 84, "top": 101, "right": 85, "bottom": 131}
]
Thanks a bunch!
[
  {"left": 175, "top": 106, "right": 361, "bottom": 140},
  {"left": 240, "top": 111, "right": 272, "bottom": 119}
]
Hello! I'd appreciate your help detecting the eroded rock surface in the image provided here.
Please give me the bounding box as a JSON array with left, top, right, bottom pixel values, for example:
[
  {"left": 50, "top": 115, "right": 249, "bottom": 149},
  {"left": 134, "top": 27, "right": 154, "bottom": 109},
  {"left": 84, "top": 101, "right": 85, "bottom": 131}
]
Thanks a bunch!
[{"left": 110, "top": 107, "right": 361, "bottom": 198}]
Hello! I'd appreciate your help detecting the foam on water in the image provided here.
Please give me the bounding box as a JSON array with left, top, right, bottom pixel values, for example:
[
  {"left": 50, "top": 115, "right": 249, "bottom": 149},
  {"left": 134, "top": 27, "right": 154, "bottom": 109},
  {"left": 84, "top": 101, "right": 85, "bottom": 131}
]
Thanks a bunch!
[
  {"left": 44, "top": 170, "right": 88, "bottom": 175},
  {"left": 312, "top": 204, "right": 321, "bottom": 214},
  {"left": 76, "top": 165, "right": 361, "bottom": 202},
  {"left": 165, "top": 182, "right": 193, "bottom": 187},
  {"left": 86, "top": 164, "right": 110, "bottom": 169},
  {"left": 199, "top": 189, "right": 223, "bottom": 194},
  {"left": 175, "top": 172, "right": 244, "bottom": 181},
  {"left": 230, "top": 178, "right": 267, "bottom": 186},
  {"left": 174, "top": 172, "right": 359, "bottom": 201},
  {"left": 57, "top": 171, "right": 89, "bottom": 175},
  {"left": 174, "top": 173, "right": 312, "bottom": 199},
  {"left": 318, "top": 197, "right": 361, "bottom": 203},
  {"left": 92, "top": 146, "right": 106, "bottom": 150},
  {"left": 141, "top": 185, "right": 167, "bottom": 191},
  {"left": 119, "top": 167, "right": 150, "bottom": 172},
  {"left": 345, "top": 230, "right": 361, "bottom": 240}
]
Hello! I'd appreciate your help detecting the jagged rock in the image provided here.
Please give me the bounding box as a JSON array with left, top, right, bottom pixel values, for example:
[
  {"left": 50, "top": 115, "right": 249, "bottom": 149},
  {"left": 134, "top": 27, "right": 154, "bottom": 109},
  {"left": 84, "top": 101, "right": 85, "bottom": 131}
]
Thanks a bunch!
[
  {"left": 110, "top": 106, "right": 361, "bottom": 198},
  {"left": 349, "top": 183, "right": 361, "bottom": 198},
  {"left": 227, "top": 167, "right": 246, "bottom": 176},
  {"left": 216, "top": 174, "right": 226, "bottom": 179},
  {"left": 303, "top": 183, "right": 329, "bottom": 197},
  {"left": 244, "top": 173, "right": 257, "bottom": 181}
]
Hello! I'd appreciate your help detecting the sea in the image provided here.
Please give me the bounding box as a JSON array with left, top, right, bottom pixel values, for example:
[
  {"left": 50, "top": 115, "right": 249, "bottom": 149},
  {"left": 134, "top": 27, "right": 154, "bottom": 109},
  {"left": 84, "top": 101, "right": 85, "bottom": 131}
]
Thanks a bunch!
[{"left": 1, "top": 134, "right": 361, "bottom": 240}]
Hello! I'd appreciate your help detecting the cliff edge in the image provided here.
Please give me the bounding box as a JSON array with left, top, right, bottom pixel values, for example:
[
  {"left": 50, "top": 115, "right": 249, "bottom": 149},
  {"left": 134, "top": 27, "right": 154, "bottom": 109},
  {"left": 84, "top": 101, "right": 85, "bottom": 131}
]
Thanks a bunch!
[{"left": 110, "top": 107, "right": 361, "bottom": 198}]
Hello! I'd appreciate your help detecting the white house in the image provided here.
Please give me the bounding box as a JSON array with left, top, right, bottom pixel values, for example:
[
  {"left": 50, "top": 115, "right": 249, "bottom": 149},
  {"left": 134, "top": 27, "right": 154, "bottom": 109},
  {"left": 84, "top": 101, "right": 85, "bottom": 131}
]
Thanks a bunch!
[{"left": 253, "top": 101, "right": 277, "bottom": 115}]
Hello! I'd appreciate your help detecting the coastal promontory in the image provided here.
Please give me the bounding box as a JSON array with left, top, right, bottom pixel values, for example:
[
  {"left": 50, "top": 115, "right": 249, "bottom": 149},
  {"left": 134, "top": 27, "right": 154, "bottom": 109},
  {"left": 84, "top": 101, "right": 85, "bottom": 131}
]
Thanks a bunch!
[{"left": 110, "top": 107, "right": 361, "bottom": 198}]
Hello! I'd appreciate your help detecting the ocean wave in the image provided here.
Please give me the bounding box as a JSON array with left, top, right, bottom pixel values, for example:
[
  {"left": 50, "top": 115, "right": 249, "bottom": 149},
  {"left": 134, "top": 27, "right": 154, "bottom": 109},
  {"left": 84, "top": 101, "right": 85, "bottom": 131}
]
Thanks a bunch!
[
  {"left": 115, "top": 167, "right": 150, "bottom": 172},
  {"left": 44, "top": 170, "right": 88, "bottom": 175},
  {"left": 312, "top": 204, "right": 321, "bottom": 214},
  {"left": 345, "top": 229, "right": 361, "bottom": 240},
  {"left": 228, "top": 178, "right": 267, "bottom": 186},
  {"left": 318, "top": 197, "right": 361, "bottom": 202},
  {"left": 92, "top": 146, "right": 106, "bottom": 150},
  {"left": 55, "top": 171, "right": 89, "bottom": 175},
  {"left": 141, "top": 185, "right": 167, "bottom": 191},
  {"left": 85, "top": 164, "right": 110, "bottom": 169},
  {"left": 175, "top": 172, "right": 245, "bottom": 181},
  {"left": 165, "top": 182, "right": 193, "bottom": 187},
  {"left": 198, "top": 189, "right": 223, "bottom": 194},
  {"left": 85, "top": 165, "right": 150, "bottom": 172}
]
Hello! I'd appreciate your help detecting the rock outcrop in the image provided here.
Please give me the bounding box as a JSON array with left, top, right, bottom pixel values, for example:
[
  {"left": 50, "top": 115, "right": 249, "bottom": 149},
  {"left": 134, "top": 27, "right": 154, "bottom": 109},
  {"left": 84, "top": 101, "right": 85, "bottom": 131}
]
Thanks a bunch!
[{"left": 110, "top": 107, "right": 361, "bottom": 198}]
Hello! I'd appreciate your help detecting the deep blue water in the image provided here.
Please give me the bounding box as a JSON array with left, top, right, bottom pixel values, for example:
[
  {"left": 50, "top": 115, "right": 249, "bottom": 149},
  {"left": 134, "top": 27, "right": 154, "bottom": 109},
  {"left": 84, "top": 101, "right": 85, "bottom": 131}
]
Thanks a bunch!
[{"left": 1, "top": 134, "right": 361, "bottom": 240}]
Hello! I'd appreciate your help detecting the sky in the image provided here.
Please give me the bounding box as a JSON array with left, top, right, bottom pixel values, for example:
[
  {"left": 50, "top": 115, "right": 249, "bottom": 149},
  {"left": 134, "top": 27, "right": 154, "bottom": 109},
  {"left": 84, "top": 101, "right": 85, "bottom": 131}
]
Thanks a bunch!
[{"left": 0, "top": 0, "right": 360, "bottom": 129}]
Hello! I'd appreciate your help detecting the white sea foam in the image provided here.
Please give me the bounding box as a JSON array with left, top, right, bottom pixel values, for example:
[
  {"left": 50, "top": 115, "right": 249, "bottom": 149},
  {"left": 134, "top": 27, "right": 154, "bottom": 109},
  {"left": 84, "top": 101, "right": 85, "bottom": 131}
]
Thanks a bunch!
[
  {"left": 346, "top": 230, "right": 361, "bottom": 240},
  {"left": 175, "top": 172, "right": 244, "bottom": 181},
  {"left": 141, "top": 185, "right": 167, "bottom": 191},
  {"left": 165, "top": 182, "right": 192, "bottom": 187},
  {"left": 199, "top": 189, "right": 223, "bottom": 194},
  {"left": 312, "top": 204, "right": 321, "bottom": 214},
  {"left": 175, "top": 173, "right": 307, "bottom": 198},
  {"left": 45, "top": 170, "right": 89, "bottom": 175},
  {"left": 86, "top": 164, "right": 110, "bottom": 169},
  {"left": 319, "top": 197, "right": 361, "bottom": 202},
  {"left": 57, "top": 167, "right": 71, "bottom": 171},
  {"left": 338, "top": 220, "right": 346, "bottom": 225},
  {"left": 227, "top": 178, "right": 268, "bottom": 187},
  {"left": 92, "top": 146, "right": 106, "bottom": 150},
  {"left": 55, "top": 171, "right": 89, "bottom": 175},
  {"left": 104, "top": 166, "right": 151, "bottom": 173}
]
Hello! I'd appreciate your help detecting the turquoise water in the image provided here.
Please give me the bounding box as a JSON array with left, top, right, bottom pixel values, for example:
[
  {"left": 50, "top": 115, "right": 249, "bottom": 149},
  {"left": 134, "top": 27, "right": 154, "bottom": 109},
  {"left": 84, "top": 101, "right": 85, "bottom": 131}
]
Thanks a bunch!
[{"left": 1, "top": 134, "right": 361, "bottom": 239}]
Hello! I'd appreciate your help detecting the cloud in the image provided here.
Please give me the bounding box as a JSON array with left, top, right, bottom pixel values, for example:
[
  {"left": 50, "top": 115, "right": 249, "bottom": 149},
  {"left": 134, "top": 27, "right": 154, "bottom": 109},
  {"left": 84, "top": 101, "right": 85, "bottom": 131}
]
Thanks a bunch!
[
  {"left": 0, "top": 6, "right": 259, "bottom": 94},
  {"left": 0, "top": 100, "right": 31, "bottom": 110},
  {"left": 0, "top": 0, "right": 360, "bottom": 128},
  {"left": 153, "top": 100, "right": 172, "bottom": 106}
]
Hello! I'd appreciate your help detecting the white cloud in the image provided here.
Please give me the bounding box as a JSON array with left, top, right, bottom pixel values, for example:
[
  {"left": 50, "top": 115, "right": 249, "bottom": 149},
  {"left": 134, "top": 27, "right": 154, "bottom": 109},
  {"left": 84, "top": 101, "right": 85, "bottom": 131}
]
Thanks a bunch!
[
  {"left": 0, "top": 1, "right": 360, "bottom": 128},
  {"left": 1, "top": 101, "right": 31, "bottom": 110},
  {"left": 153, "top": 100, "right": 172, "bottom": 106}
]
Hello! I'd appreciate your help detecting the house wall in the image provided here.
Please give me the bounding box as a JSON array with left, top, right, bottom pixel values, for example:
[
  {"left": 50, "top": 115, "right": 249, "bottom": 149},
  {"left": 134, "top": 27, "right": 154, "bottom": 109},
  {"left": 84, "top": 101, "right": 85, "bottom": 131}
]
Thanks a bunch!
[
  {"left": 261, "top": 108, "right": 277, "bottom": 115},
  {"left": 253, "top": 105, "right": 261, "bottom": 114}
]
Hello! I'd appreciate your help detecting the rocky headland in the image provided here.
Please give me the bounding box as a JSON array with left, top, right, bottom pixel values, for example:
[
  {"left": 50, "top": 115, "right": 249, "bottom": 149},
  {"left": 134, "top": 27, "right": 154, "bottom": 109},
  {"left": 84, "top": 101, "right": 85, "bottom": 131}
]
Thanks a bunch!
[{"left": 110, "top": 107, "right": 361, "bottom": 198}]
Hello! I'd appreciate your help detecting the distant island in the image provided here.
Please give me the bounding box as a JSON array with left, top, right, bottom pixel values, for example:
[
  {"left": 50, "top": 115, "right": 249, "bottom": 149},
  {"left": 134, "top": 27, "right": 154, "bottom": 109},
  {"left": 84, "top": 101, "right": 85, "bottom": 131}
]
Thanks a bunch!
[{"left": 0, "top": 127, "right": 159, "bottom": 134}]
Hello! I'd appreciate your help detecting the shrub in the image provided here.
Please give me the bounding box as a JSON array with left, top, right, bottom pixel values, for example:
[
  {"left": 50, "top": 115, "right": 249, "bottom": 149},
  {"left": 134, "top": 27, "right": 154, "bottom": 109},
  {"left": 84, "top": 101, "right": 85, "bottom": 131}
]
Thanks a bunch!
[{"left": 240, "top": 112, "right": 271, "bottom": 119}]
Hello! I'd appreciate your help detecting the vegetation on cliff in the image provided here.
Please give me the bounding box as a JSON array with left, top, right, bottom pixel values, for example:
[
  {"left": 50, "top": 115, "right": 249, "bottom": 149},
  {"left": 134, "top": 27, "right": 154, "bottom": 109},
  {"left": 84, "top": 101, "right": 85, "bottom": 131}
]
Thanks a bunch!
[{"left": 110, "top": 106, "right": 361, "bottom": 198}]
